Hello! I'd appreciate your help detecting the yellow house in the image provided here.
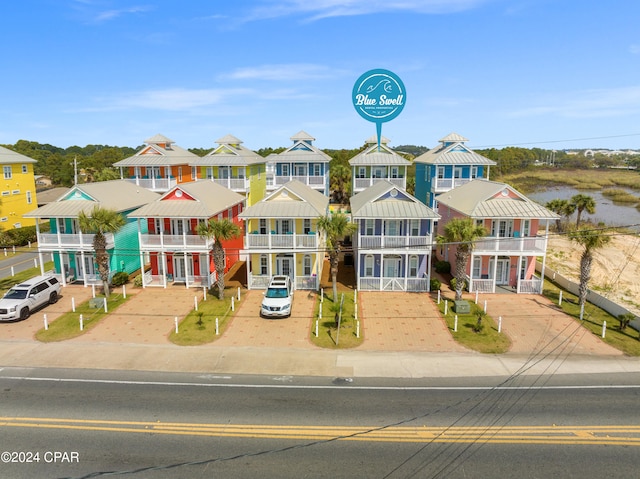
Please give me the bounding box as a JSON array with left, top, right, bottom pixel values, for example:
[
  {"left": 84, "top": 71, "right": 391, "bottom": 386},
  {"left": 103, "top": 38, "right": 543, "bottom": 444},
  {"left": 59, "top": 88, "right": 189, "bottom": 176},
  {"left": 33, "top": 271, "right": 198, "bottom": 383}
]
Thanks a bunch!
[{"left": 0, "top": 146, "right": 38, "bottom": 229}]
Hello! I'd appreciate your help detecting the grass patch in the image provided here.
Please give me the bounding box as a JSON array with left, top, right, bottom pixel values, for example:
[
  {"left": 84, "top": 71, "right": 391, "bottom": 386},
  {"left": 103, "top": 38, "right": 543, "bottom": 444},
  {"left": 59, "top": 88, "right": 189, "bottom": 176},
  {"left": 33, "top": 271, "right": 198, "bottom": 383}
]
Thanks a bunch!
[
  {"left": 542, "top": 280, "right": 640, "bottom": 356},
  {"left": 310, "top": 290, "right": 363, "bottom": 349},
  {"left": 499, "top": 168, "right": 640, "bottom": 194},
  {"left": 169, "top": 291, "right": 235, "bottom": 346},
  {"left": 602, "top": 188, "right": 639, "bottom": 204},
  {"left": 0, "top": 261, "right": 55, "bottom": 295},
  {"left": 35, "top": 292, "right": 129, "bottom": 342},
  {"left": 435, "top": 294, "right": 511, "bottom": 354}
]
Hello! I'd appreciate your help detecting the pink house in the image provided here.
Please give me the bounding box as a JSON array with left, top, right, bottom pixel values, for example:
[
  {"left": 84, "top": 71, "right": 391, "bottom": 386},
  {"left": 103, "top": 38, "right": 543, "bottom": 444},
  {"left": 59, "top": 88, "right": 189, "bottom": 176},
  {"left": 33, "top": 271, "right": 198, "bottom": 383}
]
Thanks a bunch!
[{"left": 435, "top": 180, "right": 559, "bottom": 294}]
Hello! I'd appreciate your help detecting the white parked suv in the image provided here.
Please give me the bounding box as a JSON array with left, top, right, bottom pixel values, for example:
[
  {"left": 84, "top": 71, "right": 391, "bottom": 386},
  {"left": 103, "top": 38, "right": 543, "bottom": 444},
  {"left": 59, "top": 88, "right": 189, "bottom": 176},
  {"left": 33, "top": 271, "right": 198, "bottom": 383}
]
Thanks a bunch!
[
  {"left": 0, "top": 275, "right": 61, "bottom": 321},
  {"left": 261, "top": 275, "right": 293, "bottom": 318}
]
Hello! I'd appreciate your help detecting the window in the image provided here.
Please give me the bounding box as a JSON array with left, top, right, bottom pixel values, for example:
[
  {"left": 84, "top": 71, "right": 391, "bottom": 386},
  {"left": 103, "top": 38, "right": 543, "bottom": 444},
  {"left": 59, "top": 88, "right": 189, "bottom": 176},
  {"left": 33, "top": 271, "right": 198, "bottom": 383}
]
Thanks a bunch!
[
  {"left": 206, "top": 167, "right": 214, "bottom": 180},
  {"left": 21, "top": 164, "right": 28, "bottom": 174},
  {"left": 191, "top": 166, "right": 197, "bottom": 180},
  {"left": 219, "top": 166, "right": 230, "bottom": 179},
  {"left": 520, "top": 257, "right": 528, "bottom": 280},
  {"left": 373, "top": 167, "right": 385, "bottom": 179},
  {"left": 3, "top": 166, "right": 12, "bottom": 179},
  {"left": 364, "top": 255, "right": 374, "bottom": 277},
  {"left": 476, "top": 219, "right": 484, "bottom": 228},
  {"left": 227, "top": 207, "right": 233, "bottom": 219},
  {"left": 134, "top": 166, "right": 142, "bottom": 178},
  {"left": 238, "top": 167, "right": 245, "bottom": 179},
  {"left": 437, "top": 166, "right": 445, "bottom": 179},
  {"left": 522, "top": 219, "right": 531, "bottom": 237},
  {"left": 57, "top": 218, "right": 66, "bottom": 234},
  {"left": 259, "top": 218, "right": 267, "bottom": 234},
  {"left": 357, "top": 166, "right": 366, "bottom": 179},
  {"left": 313, "top": 164, "right": 321, "bottom": 176},
  {"left": 409, "top": 256, "right": 418, "bottom": 277},
  {"left": 303, "top": 218, "right": 311, "bottom": 234},
  {"left": 303, "top": 255, "right": 312, "bottom": 276},
  {"left": 365, "top": 219, "right": 374, "bottom": 236},
  {"left": 281, "top": 164, "right": 289, "bottom": 177},
  {"left": 386, "top": 220, "right": 398, "bottom": 236},
  {"left": 410, "top": 219, "right": 420, "bottom": 236},
  {"left": 390, "top": 167, "right": 399, "bottom": 179},
  {"left": 154, "top": 218, "right": 162, "bottom": 234},
  {"left": 260, "top": 255, "right": 268, "bottom": 275},
  {"left": 471, "top": 166, "right": 479, "bottom": 179},
  {"left": 26, "top": 191, "right": 32, "bottom": 204},
  {"left": 473, "top": 257, "right": 481, "bottom": 278},
  {"left": 178, "top": 167, "right": 183, "bottom": 182},
  {"left": 454, "top": 166, "right": 463, "bottom": 179}
]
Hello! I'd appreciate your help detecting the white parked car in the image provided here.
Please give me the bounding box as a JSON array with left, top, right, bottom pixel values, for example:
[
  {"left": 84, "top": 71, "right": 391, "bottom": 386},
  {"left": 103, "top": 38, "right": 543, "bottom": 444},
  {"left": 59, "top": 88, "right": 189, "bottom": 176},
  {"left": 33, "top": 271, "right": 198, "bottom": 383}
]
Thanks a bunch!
[
  {"left": 0, "top": 275, "right": 61, "bottom": 321},
  {"left": 261, "top": 275, "right": 293, "bottom": 318}
]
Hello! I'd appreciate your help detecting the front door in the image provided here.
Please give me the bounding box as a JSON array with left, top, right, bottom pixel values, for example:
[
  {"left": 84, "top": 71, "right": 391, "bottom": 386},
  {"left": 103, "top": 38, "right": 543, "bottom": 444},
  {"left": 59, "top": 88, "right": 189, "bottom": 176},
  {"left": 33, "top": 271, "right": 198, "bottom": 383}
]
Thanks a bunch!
[
  {"left": 276, "top": 255, "right": 293, "bottom": 278},
  {"left": 173, "top": 255, "right": 194, "bottom": 281},
  {"left": 76, "top": 254, "right": 96, "bottom": 280},
  {"left": 495, "top": 258, "right": 510, "bottom": 285}
]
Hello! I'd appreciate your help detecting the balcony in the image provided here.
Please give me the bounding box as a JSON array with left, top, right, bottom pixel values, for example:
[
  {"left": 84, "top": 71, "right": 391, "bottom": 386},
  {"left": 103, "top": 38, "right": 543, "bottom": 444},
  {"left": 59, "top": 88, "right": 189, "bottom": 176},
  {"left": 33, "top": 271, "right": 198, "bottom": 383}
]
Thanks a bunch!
[
  {"left": 124, "top": 177, "right": 176, "bottom": 192},
  {"left": 139, "top": 233, "right": 213, "bottom": 251},
  {"left": 354, "top": 177, "right": 405, "bottom": 191},
  {"left": 211, "top": 177, "right": 248, "bottom": 191},
  {"left": 432, "top": 178, "right": 472, "bottom": 192},
  {"left": 245, "top": 233, "right": 318, "bottom": 250},
  {"left": 37, "top": 232, "right": 114, "bottom": 251},
  {"left": 273, "top": 175, "right": 326, "bottom": 188},
  {"left": 358, "top": 235, "right": 430, "bottom": 250},
  {"left": 473, "top": 236, "right": 547, "bottom": 255}
]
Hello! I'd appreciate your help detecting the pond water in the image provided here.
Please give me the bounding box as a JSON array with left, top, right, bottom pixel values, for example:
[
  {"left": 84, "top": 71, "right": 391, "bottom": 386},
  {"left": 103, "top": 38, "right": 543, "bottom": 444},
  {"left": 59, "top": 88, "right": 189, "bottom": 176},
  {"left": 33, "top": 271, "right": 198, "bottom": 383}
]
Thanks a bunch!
[{"left": 528, "top": 187, "right": 640, "bottom": 229}]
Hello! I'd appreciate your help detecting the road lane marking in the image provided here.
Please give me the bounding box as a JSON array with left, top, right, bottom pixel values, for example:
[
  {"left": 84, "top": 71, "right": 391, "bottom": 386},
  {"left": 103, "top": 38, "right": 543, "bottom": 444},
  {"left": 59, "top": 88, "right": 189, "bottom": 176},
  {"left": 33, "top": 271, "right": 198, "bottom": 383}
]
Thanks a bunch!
[{"left": 1, "top": 417, "right": 640, "bottom": 446}]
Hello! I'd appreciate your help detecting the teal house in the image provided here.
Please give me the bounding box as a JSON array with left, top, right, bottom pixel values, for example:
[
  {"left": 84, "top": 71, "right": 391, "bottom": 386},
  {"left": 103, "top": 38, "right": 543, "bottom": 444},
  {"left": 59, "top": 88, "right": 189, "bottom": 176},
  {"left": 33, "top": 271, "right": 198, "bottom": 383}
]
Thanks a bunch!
[{"left": 25, "top": 180, "right": 160, "bottom": 286}]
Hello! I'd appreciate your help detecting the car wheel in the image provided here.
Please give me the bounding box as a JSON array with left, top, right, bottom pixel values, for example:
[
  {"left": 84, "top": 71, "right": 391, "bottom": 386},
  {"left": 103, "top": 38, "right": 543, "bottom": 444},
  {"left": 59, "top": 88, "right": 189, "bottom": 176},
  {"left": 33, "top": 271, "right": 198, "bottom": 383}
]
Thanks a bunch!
[
  {"left": 49, "top": 292, "right": 58, "bottom": 304},
  {"left": 19, "top": 307, "right": 30, "bottom": 320}
]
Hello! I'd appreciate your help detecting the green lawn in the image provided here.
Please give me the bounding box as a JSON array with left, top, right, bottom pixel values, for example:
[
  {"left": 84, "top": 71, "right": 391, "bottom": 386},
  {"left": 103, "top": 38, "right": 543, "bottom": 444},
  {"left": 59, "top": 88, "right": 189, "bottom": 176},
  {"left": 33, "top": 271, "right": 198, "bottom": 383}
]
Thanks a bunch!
[
  {"left": 169, "top": 292, "right": 236, "bottom": 346},
  {"left": 434, "top": 292, "right": 512, "bottom": 354},
  {"left": 542, "top": 280, "right": 640, "bottom": 356},
  {"left": 310, "top": 290, "right": 363, "bottom": 349},
  {"left": 35, "top": 292, "right": 130, "bottom": 342}
]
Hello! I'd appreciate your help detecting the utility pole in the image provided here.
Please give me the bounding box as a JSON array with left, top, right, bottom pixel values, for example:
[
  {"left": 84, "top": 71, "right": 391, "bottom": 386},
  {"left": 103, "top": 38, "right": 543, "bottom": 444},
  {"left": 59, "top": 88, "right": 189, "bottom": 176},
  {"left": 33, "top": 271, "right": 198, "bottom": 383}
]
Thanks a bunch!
[{"left": 73, "top": 156, "right": 78, "bottom": 185}]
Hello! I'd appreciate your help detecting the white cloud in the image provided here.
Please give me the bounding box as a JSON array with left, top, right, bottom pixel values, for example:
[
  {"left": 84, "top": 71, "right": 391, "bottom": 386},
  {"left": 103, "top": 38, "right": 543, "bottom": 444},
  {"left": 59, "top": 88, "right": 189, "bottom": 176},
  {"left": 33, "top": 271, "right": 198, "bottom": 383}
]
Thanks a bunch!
[
  {"left": 70, "top": 2, "right": 153, "bottom": 24},
  {"left": 509, "top": 86, "right": 640, "bottom": 119},
  {"left": 220, "top": 64, "right": 336, "bottom": 81}
]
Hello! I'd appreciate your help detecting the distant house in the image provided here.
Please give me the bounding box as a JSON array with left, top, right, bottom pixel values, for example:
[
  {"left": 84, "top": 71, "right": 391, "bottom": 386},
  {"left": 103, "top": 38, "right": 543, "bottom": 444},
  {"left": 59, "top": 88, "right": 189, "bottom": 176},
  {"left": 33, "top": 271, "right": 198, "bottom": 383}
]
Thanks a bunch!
[
  {"left": 113, "top": 134, "right": 199, "bottom": 192},
  {"left": 350, "top": 181, "right": 439, "bottom": 292},
  {"left": 239, "top": 180, "right": 328, "bottom": 290},
  {"left": 0, "top": 145, "right": 38, "bottom": 229},
  {"left": 193, "top": 134, "right": 267, "bottom": 207},
  {"left": 435, "top": 180, "right": 559, "bottom": 294},
  {"left": 129, "top": 181, "right": 245, "bottom": 289},
  {"left": 414, "top": 133, "right": 496, "bottom": 209},
  {"left": 349, "top": 136, "right": 410, "bottom": 194},
  {"left": 266, "top": 131, "right": 331, "bottom": 196},
  {"left": 25, "top": 180, "right": 160, "bottom": 286}
]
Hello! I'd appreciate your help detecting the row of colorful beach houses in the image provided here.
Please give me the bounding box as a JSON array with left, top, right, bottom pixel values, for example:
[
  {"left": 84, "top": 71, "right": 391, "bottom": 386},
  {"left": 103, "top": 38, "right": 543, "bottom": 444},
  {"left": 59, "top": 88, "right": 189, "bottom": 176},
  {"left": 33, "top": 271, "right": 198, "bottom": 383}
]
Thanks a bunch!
[{"left": 3, "top": 130, "right": 559, "bottom": 295}]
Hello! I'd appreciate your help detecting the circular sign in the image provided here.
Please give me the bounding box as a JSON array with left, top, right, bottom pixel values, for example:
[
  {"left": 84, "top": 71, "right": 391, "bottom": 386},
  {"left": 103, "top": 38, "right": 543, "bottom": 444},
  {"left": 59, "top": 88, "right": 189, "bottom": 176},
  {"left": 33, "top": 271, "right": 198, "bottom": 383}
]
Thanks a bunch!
[{"left": 352, "top": 69, "right": 406, "bottom": 123}]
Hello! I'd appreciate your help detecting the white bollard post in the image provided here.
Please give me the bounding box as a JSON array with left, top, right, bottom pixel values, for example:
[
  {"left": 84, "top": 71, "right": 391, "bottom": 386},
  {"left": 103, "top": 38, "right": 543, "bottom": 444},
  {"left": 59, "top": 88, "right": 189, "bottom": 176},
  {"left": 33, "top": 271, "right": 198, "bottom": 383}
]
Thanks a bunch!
[
  {"left": 71, "top": 297, "right": 76, "bottom": 312},
  {"left": 356, "top": 320, "right": 360, "bottom": 338},
  {"left": 92, "top": 284, "right": 96, "bottom": 298},
  {"left": 237, "top": 287, "right": 241, "bottom": 301},
  {"left": 28, "top": 241, "right": 31, "bottom": 248},
  {"left": 454, "top": 314, "right": 458, "bottom": 332},
  {"left": 13, "top": 246, "right": 16, "bottom": 254},
  {"left": 602, "top": 321, "right": 607, "bottom": 338},
  {"left": 79, "top": 314, "right": 84, "bottom": 331},
  {"left": 437, "top": 290, "right": 441, "bottom": 304},
  {"left": 354, "top": 303, "right": 358, "bottom": 320},
  {"left": 103, "top": 297, "right": 107, "bottom": 313},
  {"left": 11, "top": 266, "right": 14, "bottom": 276},
  {"left": 319, "top": 303, "right": 322, "bottom": 319},
  {"left": 580, "top": 303, "right": 584, "bottom": 321},
  {"left": 43, "top": 314, "right": 48, "bottom": 330},
  {"left": 174, "top": 317, "right": 178, "bottom": 334},
  {"left": 315, "top": 319, "right": 319, "bottom": 337},
  {"left": 498, "top": 316, "right": 502, "bottom": 333},
  {"left": 484, "top": 300, "right": 487, "bottom": 314},
  {"left": 231, "top": 296, "right": 235, "bottom": 312},
  {"left": 354, "top": 290, "right": 357, "bottom": 304},
  {"left": 215, "top": 318, "right": 219, "bottom": 335},
  {"left": 34, "top": 258, "right": 38, "bottom": 268},
  {"left": 558, "top": 291, "right": 563, "bottom": 306},
  {"left": 122, "top": 285, "right": 126, "bottom": 299},
  {"left": 444, "top": 300, "right": 448, "bottom": 315},
  {"left": 321, "top": 288, "right": 324, "bottom": 302},
  {"left": 3, "top": 248, "right": 6, "bottom": 256},
  {"left": 475, "top": 291, "right": 479, "bottom": 304},
  {"left": 194, "top": 296, "right": 198, "bottom": 311},
  {"left": 203, "top": 287, "right": 207, "bottom": 301}
]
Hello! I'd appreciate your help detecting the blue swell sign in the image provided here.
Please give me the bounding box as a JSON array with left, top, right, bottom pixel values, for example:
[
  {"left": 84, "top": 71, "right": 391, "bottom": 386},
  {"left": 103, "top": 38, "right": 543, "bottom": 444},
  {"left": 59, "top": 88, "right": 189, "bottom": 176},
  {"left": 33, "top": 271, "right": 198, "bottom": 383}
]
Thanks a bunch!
[{"left": 352, "top": 69, "right": 406, "bottom": 149}]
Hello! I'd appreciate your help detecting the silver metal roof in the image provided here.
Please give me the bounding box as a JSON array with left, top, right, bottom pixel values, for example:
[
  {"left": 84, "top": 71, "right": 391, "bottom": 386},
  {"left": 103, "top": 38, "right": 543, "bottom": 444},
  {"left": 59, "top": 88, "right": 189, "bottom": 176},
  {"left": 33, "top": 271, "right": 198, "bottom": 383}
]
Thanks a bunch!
[
  {"left": 349, "top": 142, "right": 410, "bottom": 166},
  {"left": 350, "top": 180, "right": 439, "bottom": 219},
  {"left": 197, "top": 139, "right": 265, "bottom": 166},
  {"left": 144, "top": 133, "right": 175, "bottom": 145},
  {"left": 439, "top": 132, "right": 468, "bottom": 143},
  {"left": 239, "top": 180, "right": 328, "bottom": 219},
  {"left": 0, "top": 145, "right": 37, "bottom": 164},
  {"left": 413, "top": 140, "right": 496, "bottom": 166},
  {"left": 435, "top": 180, "right": 560, "bottom": 219}
]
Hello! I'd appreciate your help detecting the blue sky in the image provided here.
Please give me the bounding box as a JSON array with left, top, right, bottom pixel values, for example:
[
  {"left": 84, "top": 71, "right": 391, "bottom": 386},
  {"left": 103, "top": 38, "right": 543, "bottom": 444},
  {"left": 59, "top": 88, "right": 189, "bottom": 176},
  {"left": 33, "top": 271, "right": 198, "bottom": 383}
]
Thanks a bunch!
[{"left": 2, "top": 0, "right": 640, "bottom": 151}]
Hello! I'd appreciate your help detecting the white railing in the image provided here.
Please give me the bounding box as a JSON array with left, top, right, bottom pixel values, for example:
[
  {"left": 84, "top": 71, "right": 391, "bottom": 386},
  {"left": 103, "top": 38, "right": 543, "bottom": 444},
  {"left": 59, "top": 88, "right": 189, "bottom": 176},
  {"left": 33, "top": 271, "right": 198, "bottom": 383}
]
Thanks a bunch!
[
  {"left": 37, "top": 232, "right": 114, "bottom": 250},
  {"left": 245, "top": 233, "right": 317, "bottom": 250},
  {"left": 473, "top": 236, "right": 546, "bottom": 254},
  {"left": 125, "top": 177, "right": 176, "bottom": 191},
  {"left": 295, "top": 275, "right": 318, "bottom": 290},
  {"left": 248, "top": 273, "right": 271, "bottom": 289},
  {"left": 358, "top": 276, "right": 428, "bottom": 292},
  {"left": 433, "top": 178, "right": 472, "bottom": 191},
  {"left": 139, "top": 233, "right": 213, "bottom": 250},
  {"left": 359, "top": 235, "right": 430, "bottom": 250},
  {"left": 354, "top": 177, "right": 406, "bottom": 190},
  {"left": 274, "top": 175, "right": 325, "bottom": 187},
  {"left": 212, "top": 178, "right": 248, "bottom": 190},
  {"left": 406, "top": 278, "right": 429, "bottom": 292},
  {"left": 469, "top": 278, "right": 494, "bottom": 293},
  {"left": 519, "top": 277, "right": 543, "bottom": 294}
]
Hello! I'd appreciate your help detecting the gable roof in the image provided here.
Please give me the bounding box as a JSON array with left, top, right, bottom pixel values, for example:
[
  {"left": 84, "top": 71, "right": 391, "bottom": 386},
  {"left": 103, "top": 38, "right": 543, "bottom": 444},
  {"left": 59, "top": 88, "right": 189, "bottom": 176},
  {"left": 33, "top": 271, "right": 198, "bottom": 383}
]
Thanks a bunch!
[
  {"left": 196, "top": 134, "right": 265, "bottom": 166},
  {"left": 413, "top": 133, "right": 496, "bottom": 166},
  {"left": 0, "top": 145, "right": 37, "bottom": 164},
  {"left": 239, "top": 180, "right": 329, "bottom": 219},
  {"left": 271, "top": 132, "right": 332, "bottom": 163},
  {"left": 113, "top": 134, "right": 199, "bottom": 167},
  {"left": 129, "top": 180, "right": 245, "bottom": 218},
  {"left": 350, "top": 180, "right": 439, "bottom": 219},
  {"left": 349, "top": 138, "right": 410, "bottom": 166},
  {"left": 24, "top": 180, "right": 160, "bottom": 218},
  {"left": 435, "top": 180, "right": 560, "bottom": 219}
]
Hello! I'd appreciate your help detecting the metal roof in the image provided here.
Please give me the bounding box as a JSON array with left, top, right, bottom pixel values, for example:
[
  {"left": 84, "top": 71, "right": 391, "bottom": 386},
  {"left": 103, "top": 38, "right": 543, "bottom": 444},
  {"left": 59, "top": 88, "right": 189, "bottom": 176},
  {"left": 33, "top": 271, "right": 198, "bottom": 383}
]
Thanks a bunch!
[
  {"left": 24, "top": 180, "right": 160, "bottom": 218},
  {"left": 0, "top": 145, "right": 37, "bottom": 164},
  {"left": 239, "top": 180, "right": 329, "bottom": 219},
  {"left": 290, "top": 130, "right": 315, "bottom": 142},
  {"left": 350, "top": 180, "right": 439, "bottom": 219},
  {"left": 144, "top": 133, "right": 175, "bottom": 144},
  {"left": 114, "top": 142, "right": 200, "bottom": 167},
  {"left": 349, "top": 142, "right": 410, "bottom": 166},
  {"left": 435, "top": 180, "right": 560, "bottom": 219},
  {"left": 413, "top": 139, "right": 495, "bottom": 166},
  {"left": 196, "top": 138, "right": 265, "bottom": 166},
  {"left": 271, "top": 132, "right": 332, "bottom": 163},
  {"left": 439, "top": 132, "right": 469, "bottom": 143}
]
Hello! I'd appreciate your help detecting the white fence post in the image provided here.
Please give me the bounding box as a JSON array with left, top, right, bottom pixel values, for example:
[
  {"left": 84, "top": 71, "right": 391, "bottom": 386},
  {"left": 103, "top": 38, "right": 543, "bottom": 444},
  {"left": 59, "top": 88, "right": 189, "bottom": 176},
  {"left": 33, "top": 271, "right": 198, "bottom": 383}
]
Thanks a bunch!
[
  {"left": 43, "top": 314, "right": 48, "bottom": 330},
  {"left": 174, "top": 317, "right": 178, "bottom": 334}
]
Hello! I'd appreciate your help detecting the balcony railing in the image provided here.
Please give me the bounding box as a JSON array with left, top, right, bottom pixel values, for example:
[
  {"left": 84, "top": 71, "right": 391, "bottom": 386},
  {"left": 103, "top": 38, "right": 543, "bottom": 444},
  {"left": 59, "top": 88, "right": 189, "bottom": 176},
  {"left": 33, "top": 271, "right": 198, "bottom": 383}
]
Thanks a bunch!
[
  {"left": 354, "top": 177, "right": 405, "bottom": 190},
  {"left": 473, "top": 236, "right": 547, "bottom": 254},
  {"left": 432, "top": 178, "right": 472, "bottom": 192},
  {"left": 245, "top": 233, "right": 318, "bottom": 250},
  {"left": 139, "top": 233, "right": 213, "bottom": 251},
  {"left": 124, "top": 177, "right": 176, "bottom": 191},
  {"left": 211, "top": 178, "right": 248, "bottom": 190},
  {"left": 37, "top": 232, "right": 114, "bottom": 250},
  {"left": 358, "top": 235, "right": 430, "bottom": 250},
  {"left": 273, "top": 175, "right": 326, "bottom": 187}
]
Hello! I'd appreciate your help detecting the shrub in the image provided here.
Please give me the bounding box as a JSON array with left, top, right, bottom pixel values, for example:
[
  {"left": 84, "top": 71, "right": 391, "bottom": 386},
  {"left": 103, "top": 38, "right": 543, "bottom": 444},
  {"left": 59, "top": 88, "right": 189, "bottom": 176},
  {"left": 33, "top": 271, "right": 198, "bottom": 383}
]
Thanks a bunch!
[
  {"left": 133, "top": 274, "right": 143, "bottom": 287},
  {"left": 434, "top": 261, "right": 451, "bottom": 274},
  {"left": 430, "top": 278, "right": 441, "bottom": 291},
  {"left": 450, "top": 277, "right": 466, "bottom": 292},
  {"left": 111, "top": 272, "right": 129, "bottom": 287}
]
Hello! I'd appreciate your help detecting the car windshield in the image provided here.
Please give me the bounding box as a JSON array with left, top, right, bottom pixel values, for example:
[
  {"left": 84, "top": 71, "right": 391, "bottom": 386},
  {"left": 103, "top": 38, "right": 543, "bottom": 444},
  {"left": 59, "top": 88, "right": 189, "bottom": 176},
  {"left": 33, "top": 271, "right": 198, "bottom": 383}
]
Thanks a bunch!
[
  {"left": 265, "top": 287, "right": 288, "bottom": 299},
  {"left": 4, "top": 289, "right": 28, "bottom": 300}
]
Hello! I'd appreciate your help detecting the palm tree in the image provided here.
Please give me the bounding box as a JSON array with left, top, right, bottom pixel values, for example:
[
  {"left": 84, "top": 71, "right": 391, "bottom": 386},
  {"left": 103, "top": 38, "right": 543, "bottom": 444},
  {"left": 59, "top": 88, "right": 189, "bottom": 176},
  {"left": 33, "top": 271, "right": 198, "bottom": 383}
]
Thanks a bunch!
[
  {"left": 570, "top": 194, "right": 596, "bottom": 227},
  {"left": 329, "top": 164, "right": 351, "bottom": 205},
  {"left": 568, "top": 226, "right": 611, "bottom": 308},
  {"left": 197, "top": 218, "right": 241, "bottom": 300},
  {"left": 437, "top": 217, "right": 487, "bottom": 301},
  {"left": 545, "top": 199, "right": 575, "bottom": 232},
  {"left": 77, "top": 206, "right": 126, "bottom": 298},
  {"left": 317, "top": 213, "right": 357, "bottom": 302}
]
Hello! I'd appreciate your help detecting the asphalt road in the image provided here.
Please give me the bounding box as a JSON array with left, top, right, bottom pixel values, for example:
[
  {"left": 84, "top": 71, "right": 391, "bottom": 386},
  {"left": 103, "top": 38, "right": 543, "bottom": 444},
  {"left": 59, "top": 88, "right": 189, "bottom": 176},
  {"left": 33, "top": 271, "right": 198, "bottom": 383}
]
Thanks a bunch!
[
  {"left": 0, "top": 249, "right": 49, "bottom": 281},
  {"left": 1, "top": 368, "right": 639, "bottom": 479}
]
